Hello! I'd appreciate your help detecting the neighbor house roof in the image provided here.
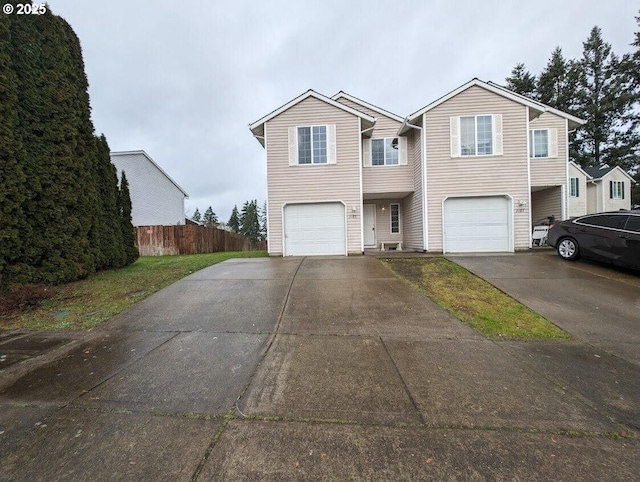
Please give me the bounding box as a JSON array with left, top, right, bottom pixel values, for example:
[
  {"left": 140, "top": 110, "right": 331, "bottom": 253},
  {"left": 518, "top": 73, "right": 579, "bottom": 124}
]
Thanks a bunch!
[
  {"left": 331, "top": 91, "right": 405, "bottom": 123},
  {"left": 398, "top": 78, "right": 547, "bottom": 135},
  {"left": 569, "top": 161, "right": 593, "bottom": 179},
  {"left": 583, "top": 165, "right": 636, "bottom": 183},
  {"left": 249, "top": 90, "right": 376, "bottom": 146},
  {"left": 110, "top": 150, "right": 189, "bottom": 197}
]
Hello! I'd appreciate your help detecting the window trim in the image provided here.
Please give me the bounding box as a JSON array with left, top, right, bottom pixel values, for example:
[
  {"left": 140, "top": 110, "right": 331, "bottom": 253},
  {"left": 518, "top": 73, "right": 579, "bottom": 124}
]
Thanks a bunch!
[
  {"left": 390, "top": 203, "right": 400, "bottom": 234},
  {"left": 297, "top": 125, "right": 327, "bottom": 165},
  {"left": 460, "top": 114, "right": 493, "bottom": 157},
  {"left": 610, "top": 180, "right": 625, "bottom": 200},
  {"left": 569, "top": 177, "right": 580, "bottom": 197},
  {"left": 529, "top": 129, "right": 550, "bottom": 158},
  {"left": 371, "top": 137, "right": 399, "bottom": 166}
]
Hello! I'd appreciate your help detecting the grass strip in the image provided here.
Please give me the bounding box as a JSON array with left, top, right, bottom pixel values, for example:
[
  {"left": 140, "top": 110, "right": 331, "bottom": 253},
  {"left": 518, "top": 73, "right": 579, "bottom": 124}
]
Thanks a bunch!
[
  {"left": 1, "top": 251, "right": 267, "bottom": 331},
  {"left": 383, "top": 258, "right": 570, "bottom": 341}
]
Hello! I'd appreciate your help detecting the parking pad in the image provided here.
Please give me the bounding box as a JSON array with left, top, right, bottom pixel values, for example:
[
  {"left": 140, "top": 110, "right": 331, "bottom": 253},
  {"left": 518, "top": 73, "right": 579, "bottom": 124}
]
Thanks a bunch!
[
  {"left": 499, "top": 341, "right": 640, "bottom": 429},
  {"left": 0, "top": 331, "right": 175, "bottom": 406},
  {"left": 200, "top": 419, "right": 640, "bottom": 481},
  {"left": 109, "top": 279, "right": 290, "bottom": 333},
  {"left": 0, "top": 407, "right": 220, "bottom": 481},
  {"left": 239, "top": 334, "right": 421, "bottom": 425},
  {"left": 0, "top": 333, "right": 74, "bottom": 369},
  {"left": 384, "top": 339, "right": 622, "bottom": 432},
  {"left": 74, "top": 332, "right": 269, "bottom": 415},
  {"left": 184, "top": 257, "right": 302, "bottom": 280},
  {"left": 281, "top": 278, "right": 480, "bottom": 339}
]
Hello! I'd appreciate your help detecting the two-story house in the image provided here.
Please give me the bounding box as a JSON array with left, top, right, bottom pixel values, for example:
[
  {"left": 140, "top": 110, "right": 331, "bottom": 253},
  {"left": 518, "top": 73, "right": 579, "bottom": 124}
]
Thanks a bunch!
[{"left": 249, "top": 78, "right": 586, "bottom": 256}]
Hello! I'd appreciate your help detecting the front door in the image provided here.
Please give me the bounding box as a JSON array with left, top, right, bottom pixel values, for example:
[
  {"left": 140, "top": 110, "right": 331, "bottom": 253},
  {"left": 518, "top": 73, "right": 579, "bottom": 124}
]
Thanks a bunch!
[{"left": 363, "top": 204, "right": 376, "bottom": 247}]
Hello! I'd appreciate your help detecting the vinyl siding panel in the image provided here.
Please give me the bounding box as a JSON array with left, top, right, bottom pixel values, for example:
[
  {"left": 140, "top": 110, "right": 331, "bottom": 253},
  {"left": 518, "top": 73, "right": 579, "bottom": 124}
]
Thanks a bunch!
[
  {"left": 567, "top": 164, "right": 588, "bottom": 218},
  {"left": 425, "top": 86, "right": 530, "bottom": 252},
  {"left": 530, "top": 113, "right": 567, "bottom": 187},
  {"left": 265, "top": 97, "right": 361, "bottom": 255},
  {"left": 602, "top": 170, "right": 632, "bottom": 212},
  {"left": 111, "top": 153, "right": 186, "bottom": 226},
  {"left": 336, "top": 98, "right": 415, "bottom": 196},
  {"left": 531, "top": 187, "right": 562, "bottom": 224},
  {"left": 401, "top": 129, "right": 424, "bottom": 250}
]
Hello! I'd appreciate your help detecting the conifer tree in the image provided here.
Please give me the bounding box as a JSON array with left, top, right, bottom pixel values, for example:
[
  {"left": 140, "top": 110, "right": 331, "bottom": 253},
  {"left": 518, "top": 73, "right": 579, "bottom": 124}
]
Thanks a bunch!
[
  {"left": 537, "top": 47, "right": 579, "bottom": 114},
  {"left": 202, "top": 206, "right": 218, "bottom": 227},
  {"left": 118, "top": 172, "right": 139, "bottom": 265},
  {"left": 192, "top": 208, "right": 202, "bottom": 223},
  {"left": 228, "top": 205, "right": 240, "bottom": 233},
  {"left": 240, "top": 200, "right": 261, "bottom": 244},
  {"left": 505, "top": 63, "right": 537, "bottom": 99}
]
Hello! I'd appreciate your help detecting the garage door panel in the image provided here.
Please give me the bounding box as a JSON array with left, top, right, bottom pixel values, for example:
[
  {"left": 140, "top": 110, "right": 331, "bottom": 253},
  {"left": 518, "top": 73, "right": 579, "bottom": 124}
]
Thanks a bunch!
[
  {"left": 284, "top": 203, "right": 346, "bottom": 256},
  {"left": 444, "top": 197, "right": 511, "bottom": 253}
]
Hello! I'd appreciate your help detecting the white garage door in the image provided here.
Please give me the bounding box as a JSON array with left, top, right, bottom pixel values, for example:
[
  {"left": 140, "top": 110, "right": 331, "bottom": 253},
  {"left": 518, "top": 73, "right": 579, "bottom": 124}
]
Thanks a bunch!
[
  {"left": 443, "top": 196, "right": 511, "bottom": 253},
  {"left": 284, "top": 203, "right": 346, "bottom": 256}
]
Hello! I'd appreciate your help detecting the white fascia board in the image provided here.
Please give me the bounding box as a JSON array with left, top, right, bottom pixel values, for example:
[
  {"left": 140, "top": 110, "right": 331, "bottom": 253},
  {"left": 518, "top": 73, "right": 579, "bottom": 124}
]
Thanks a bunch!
[
  {"left": 331, "top": 91, "right": 405, "bottom": 123},
  {"left": 249, "top": 90, "right": 376, "bottom": 135}
]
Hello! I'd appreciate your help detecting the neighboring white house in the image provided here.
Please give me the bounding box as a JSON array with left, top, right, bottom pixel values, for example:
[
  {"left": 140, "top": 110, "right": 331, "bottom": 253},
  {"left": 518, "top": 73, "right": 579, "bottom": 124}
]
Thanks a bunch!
[
  {"left": 583, "top": 165, "right": 635, "bottom": 214},
  {"left": 111, "top": 150, "right": 188, "bottom": 226},
  {"left": 567, "top": 161, "right": 592, "bottom": 218}
]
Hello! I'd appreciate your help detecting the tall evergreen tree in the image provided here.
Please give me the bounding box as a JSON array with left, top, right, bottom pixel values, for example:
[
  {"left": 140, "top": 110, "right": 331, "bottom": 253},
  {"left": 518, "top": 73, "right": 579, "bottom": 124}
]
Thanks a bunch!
[
  {"left": 202, "top": 206, "right": 218, "bottom": 227},
  {"left": 573, "top": 26, "right": 629, "bottom": 168},
  {"left": 505, "top": 63, "right": 537, "bottom": 99},
  {"left": 621, "top": 11, "right": 640, "bottom": 205},
  {"left": 240, "top": 200, "right": 261, "bottom": 244},
  {"left": 259, "top": 201, "right": 267, "bottom": 241},
  {"left": 192, "top": 208, "right": 202, "bottom": 223},
  {"left": 537, "top": 47, "right": 579, "bottom": 113},
  {"left": 118, "top": 172, "right": 139, "bottom": 265},
  {"left": 228, "top": 205, "right": 240, "bottom": 233}
]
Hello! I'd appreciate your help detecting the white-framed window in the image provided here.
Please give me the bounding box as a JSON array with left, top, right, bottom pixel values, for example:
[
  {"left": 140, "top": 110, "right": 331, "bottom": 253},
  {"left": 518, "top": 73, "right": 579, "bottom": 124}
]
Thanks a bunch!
[
  {"left": 528, "top": 128, "right": 558, "bottom": 158},
  {"left": 570, "top": 177, "right": 580, "bottom": 197},
  {"left": 288, "top": 125, "right": 336, "bottom": 166},
  {"left": 450, "top": 115, "right": 502, "bottom": 158},
  {"left": 610, "top": 181, "right": 625, "bottom": 200},
  {"left": 363, "top": 137, "right": 407, "bottom": 166},
  {"left": 390, "top": 203, "right": 400, "bottom": 234},
  {"left": 372, "top": 138, "right": 399, "bottom": 166},
  {"left": 298, "top": 125, "right": 327, "bottom": 164}
]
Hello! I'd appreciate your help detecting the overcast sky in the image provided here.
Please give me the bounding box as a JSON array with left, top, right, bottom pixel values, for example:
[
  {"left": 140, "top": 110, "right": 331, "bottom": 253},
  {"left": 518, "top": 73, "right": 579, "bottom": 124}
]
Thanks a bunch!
[{"left": 44, "top": 0, "right": 637, "bottom": 222}]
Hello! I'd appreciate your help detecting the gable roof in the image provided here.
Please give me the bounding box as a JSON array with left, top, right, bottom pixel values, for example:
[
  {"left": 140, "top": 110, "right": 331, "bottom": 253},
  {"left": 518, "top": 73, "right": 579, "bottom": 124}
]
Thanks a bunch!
[
  {"left": 249, "top": 90, "right": 376, "bottom": 146},
  {"left": 331, "top": 91, "right": 404, "bottom": 123},
  {"left": 398, "top": 78, "right": 547, "bottom": 135},
  {"left": 487, "top": 81, "right": 585, "bottom": 130},
  {"left": 110, "top": 150, "right": 189, "bottom": 197},
  {"left": 569, "top": 161, "right": 593, "bottom": 179},
  {"left": 583, "top": 165, "right": 636, "bottom": 182}
]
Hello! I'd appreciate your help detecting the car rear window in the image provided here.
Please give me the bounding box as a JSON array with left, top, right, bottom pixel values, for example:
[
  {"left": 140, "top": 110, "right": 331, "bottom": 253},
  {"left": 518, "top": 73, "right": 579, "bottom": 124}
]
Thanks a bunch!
[
  {"left": 579, "top": 215, "right": 628, "bottom": 229},
  {"left": 624, "top": 216, "right": 640, "bottom": 233}
]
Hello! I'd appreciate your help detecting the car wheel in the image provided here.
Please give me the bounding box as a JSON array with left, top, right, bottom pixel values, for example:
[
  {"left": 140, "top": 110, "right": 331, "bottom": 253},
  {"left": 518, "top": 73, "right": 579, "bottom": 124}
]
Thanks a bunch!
[{"left": 557, "top": 237, "right": 579, "bottom": 261}]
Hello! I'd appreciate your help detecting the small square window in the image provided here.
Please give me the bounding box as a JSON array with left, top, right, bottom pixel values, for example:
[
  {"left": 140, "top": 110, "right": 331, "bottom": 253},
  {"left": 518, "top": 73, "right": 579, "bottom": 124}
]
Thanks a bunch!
[
  {"left": 297, "top": 125, "right": 327, "bottom": 164},
  {"left": 530, "top": 129, "right": 549, "bottom": 158},
  {"left": 370, "top": 138, "right": 399, "bottom": 166}
]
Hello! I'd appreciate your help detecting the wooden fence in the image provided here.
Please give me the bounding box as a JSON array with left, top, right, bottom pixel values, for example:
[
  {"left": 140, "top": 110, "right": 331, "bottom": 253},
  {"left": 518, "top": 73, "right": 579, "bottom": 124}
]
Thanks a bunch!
[{"left": 135, "top": 224, "right": 266, "bottom": 256}]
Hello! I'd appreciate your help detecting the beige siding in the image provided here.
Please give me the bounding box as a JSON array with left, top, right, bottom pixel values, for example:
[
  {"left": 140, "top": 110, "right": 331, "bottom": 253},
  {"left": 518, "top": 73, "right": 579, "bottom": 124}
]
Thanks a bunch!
[
  {"left": 265, "top": 97, "right": 362, "bottom": 255},
  {"left": 425, "top": 85, "right": 531, "bottom": 251},
  {"left": 531, "top": 187, "right": 562, "bottom": 224},
  {"left": 403, "top": 129, "right": 424, "bottom": 250},
  {"left": 567, "top": 163, "right": 588, "bottom": 218},
  {"left": 586, "top": 183, "right": 599, "bottom": 213},
  {"left": 529, "top": 113, "right": 567, "bottom": 187},
  {"left": 336, "top": 98, "right": 415, "bottom": 196},
  {"left": 601, "top": 170, "right": 633, "bottom": 212}
]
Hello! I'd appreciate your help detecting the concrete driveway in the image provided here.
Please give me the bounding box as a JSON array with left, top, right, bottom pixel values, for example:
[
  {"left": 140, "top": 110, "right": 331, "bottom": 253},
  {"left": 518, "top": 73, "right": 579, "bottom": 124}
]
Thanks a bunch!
[
  {"left": 450, "top": 250, "right": 640, "bottom": 365},
  {"left": 1, "top": 256, "right": 638, "bottom": 480}
]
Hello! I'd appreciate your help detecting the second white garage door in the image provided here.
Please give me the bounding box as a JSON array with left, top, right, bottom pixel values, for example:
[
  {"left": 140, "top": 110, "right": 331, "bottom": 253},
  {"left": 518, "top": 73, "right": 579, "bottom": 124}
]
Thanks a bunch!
[
  {"left": 284, "top": 203, "right": 346, "bottom": 256},
  {"left": 443, "top": 196, "right": 511, "bottom": 253}
]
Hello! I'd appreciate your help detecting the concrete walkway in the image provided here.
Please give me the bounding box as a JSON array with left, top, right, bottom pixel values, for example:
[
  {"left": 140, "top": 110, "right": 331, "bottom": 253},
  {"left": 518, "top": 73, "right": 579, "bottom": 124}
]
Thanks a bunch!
[{"left": 1, "top": 256, "right": 638, "bottom": 480}]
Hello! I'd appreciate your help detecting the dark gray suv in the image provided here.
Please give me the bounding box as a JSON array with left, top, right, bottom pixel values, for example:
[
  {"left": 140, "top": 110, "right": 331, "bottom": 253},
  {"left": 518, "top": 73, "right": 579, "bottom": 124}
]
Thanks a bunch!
[{"left": 547, "top": 210, "right": 640, "bottom": 271}]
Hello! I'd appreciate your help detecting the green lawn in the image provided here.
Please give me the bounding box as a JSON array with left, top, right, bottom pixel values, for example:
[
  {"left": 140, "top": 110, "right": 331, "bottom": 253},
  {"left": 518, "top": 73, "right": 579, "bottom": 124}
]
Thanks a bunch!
[
  {"left": 383, "top": 258, "right": 570, "bottom": 340},
  {"left": 1, "top": 251, "right": 267, "bottom": 331}
]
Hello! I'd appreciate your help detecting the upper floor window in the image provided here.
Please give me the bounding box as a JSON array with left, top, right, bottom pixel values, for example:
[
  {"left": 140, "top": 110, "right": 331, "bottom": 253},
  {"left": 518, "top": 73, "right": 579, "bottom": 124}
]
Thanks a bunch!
[
  {"left": 288, "top": 125, "right": 336, "bottom": 166},
  {"left": 298, "top": 126, "right": 327, "bottom": 164},
  {"left": 569, "top": 177, "right": 579, "bottom": 197},
  {"left": 450, "top": 115, "right": 502, "bottom": 158},
  {"left": 372, "top": 138, "right": 399, "bottom": 166},
  {"left": 529, "top": 128, "right": 558, "bottom": 158},
  {"left": 363, "top": 137, "right": 407, "bottom": 166},
  {"left": 610, "top": 181, "right": 625, "bottom": 200}
]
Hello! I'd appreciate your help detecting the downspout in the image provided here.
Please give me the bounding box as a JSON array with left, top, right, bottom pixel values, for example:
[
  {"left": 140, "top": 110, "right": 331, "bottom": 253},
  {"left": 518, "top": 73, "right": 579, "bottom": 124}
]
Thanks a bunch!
[
  {"left": 359, "top": 118, "right": 364, "bottom": 253},
  {"left": 401, "top": 120, "right": 427, "bottom": 251},
  {"left": 564, "top": 119, "right": 569, "bottom": 220},
  {"left": 526, "top": 107, "right": 532, "bottom": 249}
]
